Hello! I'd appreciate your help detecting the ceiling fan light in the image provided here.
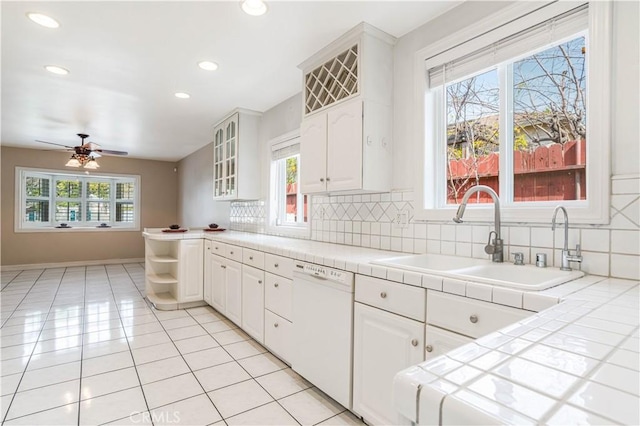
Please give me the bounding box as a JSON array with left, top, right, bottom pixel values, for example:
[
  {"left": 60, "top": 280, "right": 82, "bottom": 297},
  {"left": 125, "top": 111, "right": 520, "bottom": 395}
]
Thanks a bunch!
[
  {"left": 27, "top": 12, "right": 60, "bottom": 28},
  {"left": 84, "top": 159, "right": 100, "bottom": 169},
  {"left": 65, "top": 156, "right": 81, "bottom": 167},
  {"left": 241, "top": 0, "right": 268, "bottom": 16},
  {"left": 45, "top": 65, "right": 69, "bottom": 75}
]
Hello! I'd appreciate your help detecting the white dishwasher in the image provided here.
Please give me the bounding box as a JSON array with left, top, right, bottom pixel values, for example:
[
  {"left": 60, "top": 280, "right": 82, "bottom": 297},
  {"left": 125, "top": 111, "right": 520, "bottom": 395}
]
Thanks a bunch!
[{"left": 292, "top": 262, "right": 354, "bottom": 410}]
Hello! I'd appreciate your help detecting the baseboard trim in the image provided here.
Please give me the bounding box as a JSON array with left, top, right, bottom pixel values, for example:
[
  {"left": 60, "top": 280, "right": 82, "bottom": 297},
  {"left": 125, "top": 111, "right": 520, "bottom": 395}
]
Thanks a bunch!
[{"left": 0, "top": 258, "right": 145, "bottom": 272}]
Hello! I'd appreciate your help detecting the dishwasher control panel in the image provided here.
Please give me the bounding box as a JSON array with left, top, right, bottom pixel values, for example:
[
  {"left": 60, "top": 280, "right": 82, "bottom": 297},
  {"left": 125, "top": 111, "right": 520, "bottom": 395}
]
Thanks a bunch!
[{"left": 301, "top": 263, "right": 349, "bottom": 284}]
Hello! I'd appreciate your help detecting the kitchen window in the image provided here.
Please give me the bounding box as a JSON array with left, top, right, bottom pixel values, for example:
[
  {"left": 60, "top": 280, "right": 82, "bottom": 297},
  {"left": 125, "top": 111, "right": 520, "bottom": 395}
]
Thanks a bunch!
[
  {"left": 416, "top": 2, "right": 611, "bottom": 224},
  {"left": 268, "top": 133, "right": 309, "bottom": 237},
  {"left": 16, "top": 167, "right": 140, "bottom": 231}
]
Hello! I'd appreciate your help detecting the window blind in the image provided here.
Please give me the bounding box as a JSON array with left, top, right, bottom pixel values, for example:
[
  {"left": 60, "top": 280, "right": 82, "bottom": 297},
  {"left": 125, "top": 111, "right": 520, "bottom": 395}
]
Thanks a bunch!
[
  {"left": 271, "top": 139, "right": 300, "bottom": 161},
  {"left": 428, "top": 4, "right": 588, "bottom": 88}
]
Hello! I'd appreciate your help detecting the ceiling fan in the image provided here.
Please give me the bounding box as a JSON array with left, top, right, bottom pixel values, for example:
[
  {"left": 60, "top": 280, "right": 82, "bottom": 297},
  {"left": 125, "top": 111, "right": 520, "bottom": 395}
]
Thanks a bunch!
[{"left": 36, "top": 133, "right": 128, "bottom": 169}]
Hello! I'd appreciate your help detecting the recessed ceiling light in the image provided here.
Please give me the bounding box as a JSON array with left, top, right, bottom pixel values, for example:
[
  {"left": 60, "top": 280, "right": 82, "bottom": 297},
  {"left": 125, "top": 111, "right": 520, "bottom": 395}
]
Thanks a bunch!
[
  {"left": 45, "top": 65, "right": 69, "bottom": 75},
  {"left": 175, "top": 92, "right": 190, "bottom": 99},
  {"left": 27, "top": 12, "right": 60, "bottom": 28},
  {"left": 198, "top": 61, "right": 219, "bottom": 71},
  {"left": 241, "top": 0, "right": 268, "bottom": 16}
]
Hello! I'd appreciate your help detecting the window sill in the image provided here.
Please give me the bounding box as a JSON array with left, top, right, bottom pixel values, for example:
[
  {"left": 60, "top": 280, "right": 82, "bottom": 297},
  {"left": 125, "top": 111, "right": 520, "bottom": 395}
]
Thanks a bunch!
[{"left": 15, "top": 226, "right": 140, "bottom": 233}]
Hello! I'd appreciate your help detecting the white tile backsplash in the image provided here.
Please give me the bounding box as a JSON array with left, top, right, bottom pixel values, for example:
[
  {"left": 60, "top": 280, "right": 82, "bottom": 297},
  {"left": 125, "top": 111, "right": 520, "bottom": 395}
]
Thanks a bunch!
[{"left": 230, "top": 177, "right": 639, "bottom": 279}]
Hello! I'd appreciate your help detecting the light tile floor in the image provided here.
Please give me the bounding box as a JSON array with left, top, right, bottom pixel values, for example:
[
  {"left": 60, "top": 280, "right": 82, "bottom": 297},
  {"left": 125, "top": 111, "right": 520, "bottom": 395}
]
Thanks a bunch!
[{"left": 0, "top": 264, "right": 364, "bottom": 426}]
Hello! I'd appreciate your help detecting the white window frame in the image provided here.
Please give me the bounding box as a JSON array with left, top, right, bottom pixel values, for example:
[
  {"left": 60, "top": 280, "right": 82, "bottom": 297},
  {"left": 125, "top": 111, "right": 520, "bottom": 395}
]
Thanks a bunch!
[
  {"left": 15, "top": 167, "right": 141, "bottom": 232},
  {"left": 413, "top": 1, "right": 612, "bottom": 224},
  {"left": 266, "top": 130, "right": 310, "bottom": 238}
]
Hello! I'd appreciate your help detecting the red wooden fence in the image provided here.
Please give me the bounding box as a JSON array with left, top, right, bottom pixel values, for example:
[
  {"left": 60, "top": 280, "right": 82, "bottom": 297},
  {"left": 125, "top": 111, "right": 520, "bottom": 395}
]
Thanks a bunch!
[{"left": 447, "top": 140, "right": 586, "bottom": 204}]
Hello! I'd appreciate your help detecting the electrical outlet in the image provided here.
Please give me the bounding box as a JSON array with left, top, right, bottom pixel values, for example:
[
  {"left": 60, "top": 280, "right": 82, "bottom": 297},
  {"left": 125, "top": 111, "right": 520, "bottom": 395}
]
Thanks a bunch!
[{"left": 394, "top": 210, "right": 409, "bottom": 229}]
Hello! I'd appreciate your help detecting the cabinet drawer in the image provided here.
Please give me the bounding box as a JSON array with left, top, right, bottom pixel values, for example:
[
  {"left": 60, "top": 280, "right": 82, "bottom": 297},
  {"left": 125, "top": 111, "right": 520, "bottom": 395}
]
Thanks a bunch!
[
  {"left": 243, "top": 248, "right": 265, "bottom": 269},
  {"left": 427, "top": 291, "right": 531, "bottom": 339},
  {"left": 355, "top": 275, "right": 426, "bottom": 322},
  {"left": 265, "top": 273, "right": 293, "bottom": 321},
  {"left": 225, "top": 244, "right": 243, "bottom": 262},
  {"left": 264, "top": 254, "right": 294, "bottom": 279},
  {"left": 211, "top": 241, "right": 228, "bottom": 256},
  {"left": 264, "top": 310, "right": 292, "bottom": 364},
  {"left": 425, "top": 325, "right": 473, "bottom": 361}
]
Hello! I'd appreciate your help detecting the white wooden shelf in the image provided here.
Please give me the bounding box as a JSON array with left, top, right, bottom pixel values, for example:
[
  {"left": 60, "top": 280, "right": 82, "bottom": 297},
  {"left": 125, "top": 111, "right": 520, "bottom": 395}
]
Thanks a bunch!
[
  {"left": 148, "top": 255, "right": 178, "bottom": 263},
  {"left": 147, "top": 292, "right": 178, "bottom": 311},
  {"left": 146, "top": 273, "right": 178, "bottom": 284}
]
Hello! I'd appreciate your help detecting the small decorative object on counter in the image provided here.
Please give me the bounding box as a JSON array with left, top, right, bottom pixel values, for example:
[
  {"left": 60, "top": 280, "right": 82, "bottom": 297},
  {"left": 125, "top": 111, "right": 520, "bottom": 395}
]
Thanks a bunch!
[
  {"left": 56, "top": 223, "right": 71, "bottom": 229},
  {"left": 169, "top": 224, "right": 180, "bottom": 229},
  {"left": 97, "top": 223, "right": 111, "bottom": 228},
  {"left": 209, "top": 223, "right": 219, "bottom": 229},
  {"left": 162, "top": 224, "right": 187, "bottom": 233}
]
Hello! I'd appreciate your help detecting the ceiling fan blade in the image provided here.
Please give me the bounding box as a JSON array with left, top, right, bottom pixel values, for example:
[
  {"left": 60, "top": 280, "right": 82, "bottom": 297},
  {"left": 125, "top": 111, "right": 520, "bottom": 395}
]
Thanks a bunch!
[
  {"left": 85, "top": 142, "right": 101, "bottom": 150},
  {"left": 95, "top": 149, "right": 128, "bottom": 156},
  {"left": 35, "top": 140, "right": 75, "bottom": 149},
  {"left": 89, "top": 151, "right": 102, "bottom": 159}
]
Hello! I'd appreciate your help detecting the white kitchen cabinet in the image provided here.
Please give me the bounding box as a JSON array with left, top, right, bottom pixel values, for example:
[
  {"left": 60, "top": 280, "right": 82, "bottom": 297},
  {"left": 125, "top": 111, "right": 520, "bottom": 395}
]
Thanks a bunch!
[
  {"left": 203, "top": 241, "right": 212, "bottom": 305},
  {"left": 264, "top": 309, "right": 293, "bottom": 363},
  {"left": 242, "top": 264, "right": 265, "bottom": 343},
  {"left": 144, "top": 238, "right": 204, "bottom": 310},
  {"left": 209, "top": 252, "right": 242, "bottom": 327},
  {"left": 353, "top": 302, "right": 424, "bottom": 426},
  {"left": 210, "top": 254, "right": 226, "bottom": 313},
  {"left": 425, "top": 325, "right": 473, "bottom": 361},
  {"left": 212, "top": 109, "right": 261, "bottom": 200},
  {"left": 225, "top": 260, "right": 242, "bottom": 327},
  {"left": 298, "top": 23, "right": 394, "bottom": 195},
  {"left": 178, "top": 239, "right": 204, "bottom": 303}
]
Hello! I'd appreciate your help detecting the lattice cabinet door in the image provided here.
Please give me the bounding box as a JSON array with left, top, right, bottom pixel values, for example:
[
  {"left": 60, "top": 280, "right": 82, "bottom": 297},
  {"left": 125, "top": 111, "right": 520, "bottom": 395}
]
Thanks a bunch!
[
  {"left": 224, "top": 116, "right": 238, "bottom": 197},
  {"left": 305, "top": 44, "right": 359, "bottom": 115}
]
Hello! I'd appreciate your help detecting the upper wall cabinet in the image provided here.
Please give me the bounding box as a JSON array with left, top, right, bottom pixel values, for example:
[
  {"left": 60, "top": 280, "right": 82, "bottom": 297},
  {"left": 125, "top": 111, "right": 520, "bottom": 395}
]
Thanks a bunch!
[
  {"left": 213, "top": 109, "right": 261, "bottom": 200},
  {"left": 298, "top": 23, "right": 395, "bottom": 194}
]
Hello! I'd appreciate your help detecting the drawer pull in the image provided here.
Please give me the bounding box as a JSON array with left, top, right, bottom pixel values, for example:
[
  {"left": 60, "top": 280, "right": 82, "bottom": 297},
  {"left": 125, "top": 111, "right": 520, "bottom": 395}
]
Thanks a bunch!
[
  {"left": 426, "top": 345, "right": 433, "bottom": 352},
  {"left": 221, "top": 265, "right": 226, "bottom": 269},
  {"left": 411, "top": 339, "right": 419, "bottom": 347},
  {"left": 274, "top": 323, "right": 279, "bottom": 328},
  {"left": 274, "top": 283, "right": 279, "bottom": 288},
  {"left": 258, "top": 280, "right": 262, "bottom": 284},
  {"left": 230, "top": 251, "right": 234, "bottom": 255},
  {"left": 274, "top": 263, "right": 279, "bottom": 268},
  {"left": 249, "top": 256, "right": 253, "bottom": 260},
  {"left": 380, "top": 292, "right": 387, "bottom": 299},
  {"left": 469, "top": 314, "right": 478, "bottom": 324}
]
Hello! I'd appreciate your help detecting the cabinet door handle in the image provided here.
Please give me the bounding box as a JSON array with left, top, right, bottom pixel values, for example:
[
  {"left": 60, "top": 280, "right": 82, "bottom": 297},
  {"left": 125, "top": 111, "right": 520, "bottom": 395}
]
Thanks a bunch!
[
  {"left": 221, "top": 265, "right": 226, "bottom": 269},
  {"left": 230, "top": 251, "right": 234, "bottom": 255},
  {"left": 380, "top": 292, "right": 387, "bottom": 299},
  {"left": 249, "top": 256, "right": 253, "bottom": 260},
  {"left": 426, "top": 345, "right": 433, "bottom": 352},
  {"left": 411, "top": 339, "right": 419, "bottom": 347},
  {"left": 469, "top": 314, "right": 478, "bottom": 324},
  {"left": 258, "top": 280, "right": 262, "bottom": 284},
  {"left": 274, "top": 263, "right": 279, "bottom": 268},
  {"left": 274, "top": 323, "right": 279, "bottom": 328},
  {"left": 320, "top": 178, "right": 324, "bottom": 182},
  {"left": 274, "top": 283, "right": 279, "bottom": 288},
  {"left": 326, "top": 177, "right": 330, "bottom": 182}
]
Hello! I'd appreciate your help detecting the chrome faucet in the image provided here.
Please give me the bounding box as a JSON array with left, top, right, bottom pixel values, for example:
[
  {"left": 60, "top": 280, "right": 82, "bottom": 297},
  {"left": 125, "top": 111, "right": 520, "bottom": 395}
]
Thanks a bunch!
[
  {"left": 551, "top": 206, "right": 582, "bottom": 271},
  {"left": 453, "top": 185, "right": 503, "bottom": 263}
]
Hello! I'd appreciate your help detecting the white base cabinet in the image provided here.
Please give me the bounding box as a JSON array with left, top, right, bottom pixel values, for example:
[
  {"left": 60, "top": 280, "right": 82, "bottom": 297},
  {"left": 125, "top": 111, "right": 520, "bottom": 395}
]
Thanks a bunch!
[
  {"left": 353, "top": 302, "right": 424, "bottom": 426},
  {"left": 242, "top": 265, "right": 265, "bottom": 343},
  {"left": 425, "top": 325, "right": 473, "bottom": 360},
  {"left": 209, "top": 251, "right": 242, "bottom": 327}
]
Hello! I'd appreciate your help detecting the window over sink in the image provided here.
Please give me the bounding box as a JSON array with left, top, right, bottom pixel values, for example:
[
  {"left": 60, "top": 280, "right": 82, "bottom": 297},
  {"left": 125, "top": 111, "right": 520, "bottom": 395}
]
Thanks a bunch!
[{"left": 415, "top": 2, "right": 612, "bottom": 224}]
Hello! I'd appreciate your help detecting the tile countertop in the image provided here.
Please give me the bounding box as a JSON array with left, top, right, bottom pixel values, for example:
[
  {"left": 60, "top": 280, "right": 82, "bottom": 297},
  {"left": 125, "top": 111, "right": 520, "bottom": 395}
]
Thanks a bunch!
[{"left": 143, "top": 229, "right": 640, "bottom": 424}]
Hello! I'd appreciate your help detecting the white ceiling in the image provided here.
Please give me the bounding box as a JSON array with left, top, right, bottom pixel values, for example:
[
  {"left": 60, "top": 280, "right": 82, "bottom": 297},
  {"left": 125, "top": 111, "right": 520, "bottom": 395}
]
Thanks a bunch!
[{"left": 1, "top": 1, "right": 459, "bottom": 161}]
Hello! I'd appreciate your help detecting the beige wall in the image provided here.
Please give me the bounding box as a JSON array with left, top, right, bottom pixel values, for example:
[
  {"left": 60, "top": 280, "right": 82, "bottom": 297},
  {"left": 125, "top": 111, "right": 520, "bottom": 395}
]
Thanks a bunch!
[{"left": 1, "top": 146, "right": 178, "bottom": 266}]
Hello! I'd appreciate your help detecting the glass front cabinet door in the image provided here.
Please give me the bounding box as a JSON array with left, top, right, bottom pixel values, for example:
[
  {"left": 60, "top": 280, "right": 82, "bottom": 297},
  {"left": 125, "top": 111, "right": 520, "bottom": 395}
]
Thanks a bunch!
[{"left": 212, "top": 110, "right": 261, "bottom": 200}]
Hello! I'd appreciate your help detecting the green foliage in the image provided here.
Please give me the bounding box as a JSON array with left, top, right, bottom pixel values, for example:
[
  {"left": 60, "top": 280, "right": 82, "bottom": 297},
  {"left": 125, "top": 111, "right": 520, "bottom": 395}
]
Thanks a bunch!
[{"left": 286, "top": 156, "right": 297, "bottom": 185}]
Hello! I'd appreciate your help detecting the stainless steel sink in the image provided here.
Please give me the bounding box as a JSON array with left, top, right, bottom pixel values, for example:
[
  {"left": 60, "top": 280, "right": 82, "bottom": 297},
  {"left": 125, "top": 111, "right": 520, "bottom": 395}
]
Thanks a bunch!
[{"left": 371, "top": 254, "right": 584, "bottom": 291}]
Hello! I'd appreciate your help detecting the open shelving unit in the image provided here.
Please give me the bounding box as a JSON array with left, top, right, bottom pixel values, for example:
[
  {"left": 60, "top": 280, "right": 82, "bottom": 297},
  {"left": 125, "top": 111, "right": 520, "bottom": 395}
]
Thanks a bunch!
[{"left": 145, "top": 239, "right": 180, "bottom": 310}]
